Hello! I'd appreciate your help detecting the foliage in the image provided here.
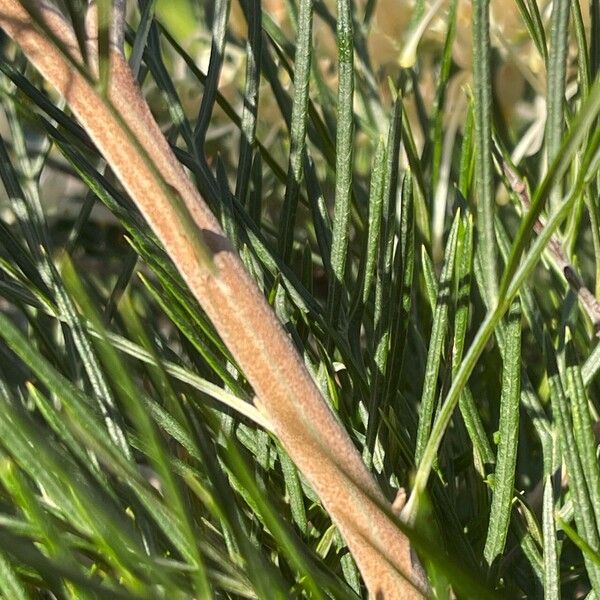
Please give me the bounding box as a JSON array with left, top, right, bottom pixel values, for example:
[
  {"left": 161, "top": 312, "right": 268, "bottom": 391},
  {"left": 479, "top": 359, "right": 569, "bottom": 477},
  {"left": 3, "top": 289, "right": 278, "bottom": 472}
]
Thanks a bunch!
[{"left": 0, "top": 0, "right": 599, "bottom": 597}]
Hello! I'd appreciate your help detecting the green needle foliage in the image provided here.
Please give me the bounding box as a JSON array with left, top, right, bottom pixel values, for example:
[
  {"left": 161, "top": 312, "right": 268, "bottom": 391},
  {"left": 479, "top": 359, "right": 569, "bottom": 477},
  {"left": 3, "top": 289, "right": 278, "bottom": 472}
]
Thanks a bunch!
[{"left": 0, "top": 1, "right": 599, "bottom": 598}]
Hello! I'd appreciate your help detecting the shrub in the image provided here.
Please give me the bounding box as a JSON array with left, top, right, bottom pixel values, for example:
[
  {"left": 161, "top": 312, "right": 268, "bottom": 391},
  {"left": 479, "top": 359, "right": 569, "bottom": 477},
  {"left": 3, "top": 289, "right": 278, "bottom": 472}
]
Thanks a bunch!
[{"left": 0, "top": 1, "right": 599, "bottom": 598}]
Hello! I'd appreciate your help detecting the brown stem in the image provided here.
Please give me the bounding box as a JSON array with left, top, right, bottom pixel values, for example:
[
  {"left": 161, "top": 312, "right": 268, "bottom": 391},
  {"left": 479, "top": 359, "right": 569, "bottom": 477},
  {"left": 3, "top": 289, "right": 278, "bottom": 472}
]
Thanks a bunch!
[{"left": 0, "top": 1, "right": 426, "bottom": 596}]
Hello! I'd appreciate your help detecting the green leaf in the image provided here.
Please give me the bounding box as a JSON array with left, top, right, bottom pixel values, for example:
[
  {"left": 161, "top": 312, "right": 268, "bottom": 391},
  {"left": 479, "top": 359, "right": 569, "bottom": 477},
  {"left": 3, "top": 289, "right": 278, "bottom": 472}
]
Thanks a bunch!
[
  {"left": 278, "top": 0, "right": 314, "bottom": 262},
  {"left": 194, "top": 0, "right": 231, "bottom": 149},
  {"left": 545, "top": 0, "right": 571, "bottom": 209},
  {"left": 472, "top": 0, "right": 498, "bottom": 305},
  {"left": 542, "top": 475, "right": 560, "bottom": 600},
  {"left": 415, "top": 211, "right": 461, "bottom": 464},
  {"left": 483, "top": 298, "right": 522, "bottom": 568},
  {"left": 327, "top": 0, "right": 355, "bottom": 329}
]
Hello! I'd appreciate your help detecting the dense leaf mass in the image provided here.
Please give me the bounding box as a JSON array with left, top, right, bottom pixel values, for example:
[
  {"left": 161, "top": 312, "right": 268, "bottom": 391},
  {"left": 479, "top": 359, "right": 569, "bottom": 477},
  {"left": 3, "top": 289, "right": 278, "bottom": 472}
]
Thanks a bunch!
[{"left": 0, "top": 1, "right": 599, "bottom": 598}]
